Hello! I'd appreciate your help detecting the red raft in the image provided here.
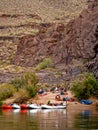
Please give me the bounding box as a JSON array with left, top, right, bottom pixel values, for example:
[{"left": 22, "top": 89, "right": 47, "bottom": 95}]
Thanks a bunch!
[
  {"left": 20, "top": 104, "right": 28, "bottom": 109},
  {"left": 1, "top": 105, "right": 12, "bottom": 109}
]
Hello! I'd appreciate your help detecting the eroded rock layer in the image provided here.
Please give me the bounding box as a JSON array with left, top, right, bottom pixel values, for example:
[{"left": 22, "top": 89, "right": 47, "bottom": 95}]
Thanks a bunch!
[{"left": 13, "top": 2, "right": 98, "bottom": 74}]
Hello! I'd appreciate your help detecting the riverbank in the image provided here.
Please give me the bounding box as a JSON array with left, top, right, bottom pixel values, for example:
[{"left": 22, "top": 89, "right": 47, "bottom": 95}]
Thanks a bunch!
[{"left": 3, "top": 90, "right": 97, "bottom": 111}]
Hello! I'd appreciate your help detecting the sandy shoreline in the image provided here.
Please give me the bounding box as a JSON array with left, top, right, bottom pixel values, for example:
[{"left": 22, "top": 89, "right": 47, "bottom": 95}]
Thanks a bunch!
[
  {"left": 4, "top": 90, "right": 97, "bottom": 111},
  {"left": 30, "top": 91, "right": 96, "bottom": 111}
]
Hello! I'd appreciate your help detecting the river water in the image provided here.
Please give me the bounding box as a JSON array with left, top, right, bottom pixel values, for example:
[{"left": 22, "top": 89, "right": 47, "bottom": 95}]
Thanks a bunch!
[{"left": 0, "top": 108, "right": 98, "bottom": 130}]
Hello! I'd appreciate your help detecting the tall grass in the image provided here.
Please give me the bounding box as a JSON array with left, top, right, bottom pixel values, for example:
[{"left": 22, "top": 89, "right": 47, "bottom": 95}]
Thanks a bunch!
[
  {"left": 11, "top": 78, "right": 23, "bottom": 91},
  {"left": 0, "top": 83, "right": 16, "bottom": 100},
  {"left": 14, "top": 89, "right": 29, "bottom": 104},
  {"left": 11, "top": 72, "right": 39, "bottom": 98},
  {"left": 21, "top": 72, "right": 39, "bottom": 97}
]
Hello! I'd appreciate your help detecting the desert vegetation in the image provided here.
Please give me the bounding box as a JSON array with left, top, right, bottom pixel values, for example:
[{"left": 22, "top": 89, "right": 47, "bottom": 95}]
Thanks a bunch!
[
  {"left": 0, "top": 83, "right": 16, "bottom": 101},
  {"left": 36, "top": 58, "right": 53, "bottom": 70},
  {"left": 11, "top": 72, "right": 39, "bottom": 98},
  {"left": 0, "top": 72, "right": 39, "bottom": 103},
  {"left": 71, "top": 73, "right": 98, "bottom": 100},
  {"left": 0, "top": 0, "right": 98, "bottom": 105}
]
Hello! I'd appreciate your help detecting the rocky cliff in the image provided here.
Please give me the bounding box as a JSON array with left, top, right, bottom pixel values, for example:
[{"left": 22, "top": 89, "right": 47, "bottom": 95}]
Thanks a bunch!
[
  {"left": 12, "top": 1, "right": 98, "bottom": 79},
  {"left": 0, "top": 0, "right": 87, "bottom": 66},
  {"left": 0, "top": 0, "right": 98, "bottom": 85}
]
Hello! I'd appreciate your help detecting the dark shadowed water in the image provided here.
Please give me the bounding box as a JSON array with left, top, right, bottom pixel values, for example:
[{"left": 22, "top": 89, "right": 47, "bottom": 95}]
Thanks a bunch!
[{"left": 0, "top": 108, "right": 98, "bottom": 130}]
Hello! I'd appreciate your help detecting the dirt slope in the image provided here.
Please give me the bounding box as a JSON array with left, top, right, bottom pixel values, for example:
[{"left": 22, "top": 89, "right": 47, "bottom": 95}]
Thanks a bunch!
[{"left": 0, "top": 0, "right": 87, "bottom": 22}]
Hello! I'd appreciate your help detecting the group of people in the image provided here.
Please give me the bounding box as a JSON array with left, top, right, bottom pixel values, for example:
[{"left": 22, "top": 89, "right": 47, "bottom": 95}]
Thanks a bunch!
[
  {"left": 47, "top": 100, "right": 66, "bottom": 106},
  {"left": 37, "top": 85, "right": 70, "bottom": 105}
]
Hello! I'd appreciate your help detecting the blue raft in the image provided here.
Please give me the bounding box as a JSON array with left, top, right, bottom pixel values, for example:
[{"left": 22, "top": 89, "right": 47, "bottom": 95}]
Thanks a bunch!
[{"left": 80, "top": 100, "right": 92, "bottom": 105}]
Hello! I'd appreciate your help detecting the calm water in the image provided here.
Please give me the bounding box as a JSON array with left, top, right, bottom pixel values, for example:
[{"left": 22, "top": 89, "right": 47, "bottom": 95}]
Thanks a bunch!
[{"left": 0, "top": 108, "right": 98, "bottom": 130}]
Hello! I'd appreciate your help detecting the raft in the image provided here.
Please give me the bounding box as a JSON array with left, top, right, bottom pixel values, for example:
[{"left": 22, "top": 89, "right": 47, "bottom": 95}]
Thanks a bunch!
[
  {"left": 28, "top": 104, "right": 41, "bottom": 109},
  {"left": 41, "top": 104, "right": 66, "bottom": 109},
  {"left": 20, "top": 104, "right": 28, "bottom": 109},
  {"left": 1, "top": 105, "right": 12, "bottom": 109},
  {"left": 12, "top": 104, "right": 21, "bottom": 109},
  {"left": 80, "top": 100, "right": 92, "bottom": 105}
]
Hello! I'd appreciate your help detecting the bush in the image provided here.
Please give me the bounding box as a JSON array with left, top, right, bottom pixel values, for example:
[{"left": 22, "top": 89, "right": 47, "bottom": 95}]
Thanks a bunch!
[
  {"left": 36, "top": 58, "right": 53, "bottom": 70},
  {"left": 26, "top": 85, "right": 38, "bottom": 97},
  {"left": 10, "top": 72, "right": 39, "bottom": 98},
  {"left": 0, "top": 101, "right": 3, "bottom": 106},
  {"left": 14, "top": 89, "right": 29, "bottom": 104},
  {"left": 21, "top": 72, "right": 38, "bottom": 87},
  {"left": 11, "top": 78, "right": 23, "bottom": 91},
  {"left": 0, "top": 83, "right": 16, "bottom": 100},
  {"left": 21, "top": 72, "right": 39, "bottom": 98},
  {"left": 71, "top": 73, "right": 98, "bottom": 100}
]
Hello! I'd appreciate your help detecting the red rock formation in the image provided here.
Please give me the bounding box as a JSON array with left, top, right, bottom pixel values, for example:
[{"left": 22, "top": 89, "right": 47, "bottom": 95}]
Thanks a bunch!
[
  {"left": 12, "top": 23, "right": 66, "bottom": 66},
  {"left": 12, "top": 1, "right": 98, "bottom": 78}
]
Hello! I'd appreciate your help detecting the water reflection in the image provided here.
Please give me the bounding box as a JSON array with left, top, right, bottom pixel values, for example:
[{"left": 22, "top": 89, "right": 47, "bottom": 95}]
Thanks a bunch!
[
  {"left": 0, "top": 109, "right": 98, "bottom": 130},
  {"left": 74, "top": 110, "right": 98, "bottom": 130},
  {"left": 12, "top": 109, "right": 20, "bottom": 114},
  {"left": 81, "top": 110, "right": 92, "bottom": 117}
]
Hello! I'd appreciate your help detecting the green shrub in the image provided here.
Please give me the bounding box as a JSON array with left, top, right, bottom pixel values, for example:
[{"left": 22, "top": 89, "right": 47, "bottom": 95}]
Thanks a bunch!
[
  {"left": 0, "top": 101, "right": 3, "bottom": 106},
  {"left": 26, "top": 85, "right": 38, "bottom": 97},
  {"left": 21, "top": 72, "right": 39, "bottom": 98},
  {"left": 0, "top": 83, "right": 16, "bottom": 100},
  {"left": 11, "top": 78, "right": 23, "bottom": 91},
  {"left": 11, "top": 72, "right": 39, "bottom": 98},
  {"left": 36, "top": 58, "right": 53, "bottom": 70},
  {"left": 31, "top": 29, "right": 39, "bottom": 35},
  {"left": 71, "top": 73, "right": 98, "bottom": 99}
]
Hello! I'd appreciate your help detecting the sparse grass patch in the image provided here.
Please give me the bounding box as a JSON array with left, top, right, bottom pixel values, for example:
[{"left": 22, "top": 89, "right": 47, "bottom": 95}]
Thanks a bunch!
[
  {"left": 31, "top": 29, "right": 39, "bottom": 35},
  {"left": 36, "top": 58, "right": 53, "bottom": 70},
  {"left": 0, "top": 65, "right": 25, "bottom": 73},
  {"left": 55, "top": 71, "right": 62, "bottom": 76},
  {"left": 0, "top": 83, "right": 16, "bottom": 101},
  {"left": 0, "top": 61, "right": 8, "bottom": 68},
  {"left": 14, "top": 66, "right": 25, "bottom": 72},
  {"left": 82, "top": 59, "right": 89, "bottom": 64},
  {"left": 14, "top": 89, "right": 29, "bottom": 103}
]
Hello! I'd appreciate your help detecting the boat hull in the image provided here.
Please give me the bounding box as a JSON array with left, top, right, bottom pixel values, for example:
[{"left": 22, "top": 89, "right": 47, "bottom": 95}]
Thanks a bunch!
[
  {"left": 41, "top": 105, "right": 66, "bottom": 109},
  {"left": 28, "top": 104, "right": 41, "bottom": 109},
  {"left": 12, "top": 104, "right": 21, "bottom": 109},
  {"left": 1, "top": 105, "right": 12, "bottom": 109},
  {"left": 20, "top": 104, "right": 28, "bottom": 109}
]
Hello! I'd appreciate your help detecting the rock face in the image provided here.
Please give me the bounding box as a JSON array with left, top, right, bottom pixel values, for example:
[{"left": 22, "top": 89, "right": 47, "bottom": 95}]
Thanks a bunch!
[
  {"left": 13, "top": 1, "right": 98, "bottom": 79},
  {"left": 64, "top": 1, "right": 98, "bottom": 79},
  {"left": 87, "top": 24, "right": 98, "bottom": 79},
  {"left": 0, "top": 0, "right": 89, "bottom": 84},
  {"left": 12, "top": 23, "right": 67, "bottom": 66}
]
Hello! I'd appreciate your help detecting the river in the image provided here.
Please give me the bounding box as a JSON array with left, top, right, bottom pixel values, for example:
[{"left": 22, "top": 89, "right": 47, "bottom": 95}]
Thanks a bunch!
[{"left": 0, "top": 108, "right": 98, "bottom": 130}]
